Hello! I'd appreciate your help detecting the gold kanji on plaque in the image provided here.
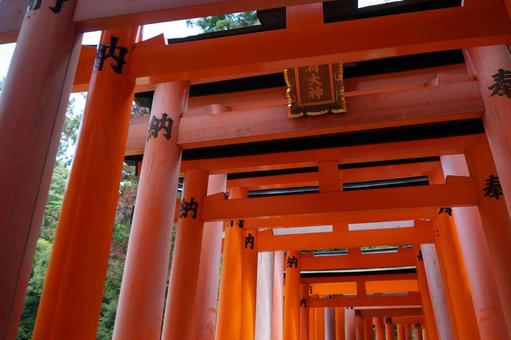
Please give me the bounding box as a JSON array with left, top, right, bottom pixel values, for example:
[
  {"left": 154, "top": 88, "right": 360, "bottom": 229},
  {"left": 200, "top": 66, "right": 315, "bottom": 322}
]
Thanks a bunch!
[{"left": 284, "top": 63, "right": 346, "bottom": 118}]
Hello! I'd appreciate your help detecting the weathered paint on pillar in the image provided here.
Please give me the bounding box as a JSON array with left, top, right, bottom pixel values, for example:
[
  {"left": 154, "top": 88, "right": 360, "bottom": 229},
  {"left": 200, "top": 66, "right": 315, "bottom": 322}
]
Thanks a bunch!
[
  {"left": 414, "top": 246, "right": 439, "bottom": 340},
  {"left": 335, "top": 308, "right": 345, "bottom": 340},
  {"left": 113, "top": 81, "right": 188, "bottom": 340},
  {"left": 325, "top": 307, "right": 335, "bottom": 340},
  {"left": 464, "top": 46, "right": 511, "bottom": 215},
  {"left": 255, "top": 252, "right": 275, "bottom": 340},
  {"left": 284, "top": 250, "right": 301, "bottom": 340},
  {"left": 421, "top": 243, "right": 454, "bottom": 340},
  {"left": 216, "top": 187, "right": 247, "bottom": 339},
  {"left": 374, "top": 317, "right": 384, "bottom": 340},
  {"left": 242, "top": 227, "right": 258, "bottom": 340},
  {"left": 301, "top": 284, "right": 310, "bottom": 340},
  {"left": 272, "top": 251, "right": 285, "bottom": 340},
  {"left": 397, "top": 324, "right": 405, "bottom": 340},
  {"left": 441, "top": 153, "right": 508, "bottom": 340},
  {"left": 345, "top": 308, "right": 356, "bottom": 340},
  {"left": 363, "top": 317, "right": 372, "bottom": 340},
  {"left": 32, "top": 27, "right": 139, "bottom": 340},
  {"left": 464, "top": 143, "right": 511, "bottom": 336},
  {"left": 0, "top": 1, "right": 81, "bottom": 338},
  {"left": 384, "top": 318, "right": 394, "bottom": 340},
  {"left": 192, "top": 174, "right": 227, "bottom": 340},
  {"left": 315, "top": 308, "right": 325, "bottom": 340},
  {"left": 161, "top": 169, "right": 209, "bottom": 340}
]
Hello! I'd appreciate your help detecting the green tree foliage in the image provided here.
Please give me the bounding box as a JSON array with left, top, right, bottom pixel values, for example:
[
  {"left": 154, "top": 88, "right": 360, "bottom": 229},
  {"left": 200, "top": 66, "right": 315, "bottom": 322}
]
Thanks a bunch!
[{"left": 187, "top": 11, "right": 259, "bottom": 32}]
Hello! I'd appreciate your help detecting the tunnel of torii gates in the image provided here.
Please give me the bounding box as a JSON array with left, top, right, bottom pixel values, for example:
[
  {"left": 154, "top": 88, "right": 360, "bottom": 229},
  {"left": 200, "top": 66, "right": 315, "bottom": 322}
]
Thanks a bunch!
[{"left": 3, "top": 1, "right": 511, "bottom": 340}]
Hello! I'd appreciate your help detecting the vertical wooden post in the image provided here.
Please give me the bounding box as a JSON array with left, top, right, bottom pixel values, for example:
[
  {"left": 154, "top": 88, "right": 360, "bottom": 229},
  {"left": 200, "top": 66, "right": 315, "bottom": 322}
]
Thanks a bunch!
[
  {"left": 216, "top": 187, "right": 248, "bottom": 339},
  {"left": 284, "top": 250, "right": 301, "bottom": 340},
  {"left": 464, "top": 143, "right": 511, "bottom": 335},
  {"left": 300, "top": 284, "right": 310, "bottom": 340},
  {"left": 414, "top": 246, "right": 439, "bottom": 340},
  {"left": 242, "top": 227, "right": 258, "bottom": 340},
  {"left": 345, "top": 308, "right": 356, "bottom": 340},
  {"left": 310, "top": 309, "right": 316, "bottom": 340},
  {"left": 464, "top": 46, "right": 511, "bottom": 215},
  {"left": 335, "top": 308, "right": 345, "bottom": 340},
  {"left": 32, "top": 27, "right": 139, "bottom": 340},
  {"left": 384, "top": 318, "right": 394, "bottom": 340},
  {"left": 161, "top": 169, "right": 209, "bottom": 340},
  {"left": 374, "top": 317, "right": 384, "bottom": 340},
  {"left": 255, "top": 252, "right": 275, "bottom": 340},
  {"left": 272, "top": 251, "right": 285, "bottom": 340},
  {"left": 113, "top": 81, "right": 188, "bottom": 340},
  {"left": 355, "top": 312, "right": 364, "bottom": 340},
  {"left": 363, "top": 317, "right": 372, "bottom": 340},
  {"left": 0, "top": 1, "right": 81, "bottom": 338},
  {"left": 397, "top": 324, "right": 405, "bottom": 340},
  {"left": 325, "top": 307, "right": 335, "bottom": 340},
  {"left": 193, "top": 174, "right": 227, "bottom": 340},
  {"left": 440, "top": 154, "right": 509, "bottom": 339},
  {"left": 416, "top": 324, "right": 423, "bottom": 340},
  {"left": 420, "top": 244, "right": 454, "bottom": 340},
  {"left": 315, "top": 308, "right": 325, "bottom": 340}
]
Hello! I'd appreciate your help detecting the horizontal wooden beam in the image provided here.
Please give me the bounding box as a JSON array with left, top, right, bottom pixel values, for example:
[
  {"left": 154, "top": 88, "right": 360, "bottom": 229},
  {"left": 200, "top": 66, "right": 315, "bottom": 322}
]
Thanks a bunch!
[
  {"left": 228, "top": 161, "right": 441, "bottom": 190},
  {"left": 311, "top": 280, "right": 418, "bottom": 295},
  {"left": 243, "top": 208, "right": 437, "bottom": 228},
  {"left": 258, "top": 228, "right": 433, "bottom": 251},
  {"left": 127, "top": 3, "right": 511, "bottom": 84},
  {"left": 308, "top": 293, "right": 421, "bottom": 308},
  {"left": 302, "top": 273, "right": 417, "bottom": 284},
  {"left": 300, "top": 250, "right": 417, "bottom": 271},
  {"left": 357, "top": 307, "right": 423, "bottom": 318},
  {"left": 391, "top": 315, "right": 425, "bottom": 325},
  {"left": 180, "top": 134, "right": 485, "bottom": 173},
  {"left": 176, "top": 82, "right": 482, "bottom": 148},
  {"left": 203, "top": 181, "right": 478, "bottom": 221}
]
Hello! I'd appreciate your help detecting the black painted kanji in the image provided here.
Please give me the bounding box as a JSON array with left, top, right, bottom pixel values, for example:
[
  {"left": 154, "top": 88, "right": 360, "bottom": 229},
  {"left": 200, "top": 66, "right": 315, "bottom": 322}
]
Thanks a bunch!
[
  {"left": 237, "top": 220, "right": 244, "bottom": 229},
  {"left": 226, "top": 220, "right": 234, "bottom": 228},
  {"left": 147, "top": 113, "right": 173, "bottom": 140},
  {"left": 489, "top": 69, "right": 511, "bottom": 98},
  {"left": 417, "top": 250, "right": 423, "bottom": 262},
  {"left": 94, "top": 36, "right": 128, "bottom": 74},
  {"left": 245, "top": 233, "right": 255, "bottom": 249},
  {"left": 287, "top": 255, "right": 298, "bottom": 268},
  {"left": 438, "top": 207, "right": 452, "bottom": 216},
  {"left": 223, "top": 192, "right": 229, "bottom": 200},
  {"left": 299, "top": 298, "right": 307, "bottom": 308},
  {"left": 385, "top": 317, "right": 392, "bottom": 324},
  {"left": 179, "top": 197, "right": 199, "bottom": 219},
  {"left": 49, "top": 0, "right": 67, "bottom": 13},
  {"left": 483, "top": 175, "right": 503, "bottom": 200}
]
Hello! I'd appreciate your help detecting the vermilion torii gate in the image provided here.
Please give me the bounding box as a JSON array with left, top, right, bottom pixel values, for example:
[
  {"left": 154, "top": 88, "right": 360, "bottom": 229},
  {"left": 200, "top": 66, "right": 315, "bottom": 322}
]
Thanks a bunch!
[{"left": 2, "top": 0, "right": 511, "bottom": 339}]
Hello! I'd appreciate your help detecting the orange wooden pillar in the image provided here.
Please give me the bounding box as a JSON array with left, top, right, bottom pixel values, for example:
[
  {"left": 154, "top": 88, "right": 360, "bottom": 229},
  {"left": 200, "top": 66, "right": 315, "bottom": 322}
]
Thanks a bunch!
[
  {"left": 216, "top": 187, "right": 247, "bottom": 339},
  {"left": 404, "top": 324, "right": 411, "bottom": 340},
  {"left": 464, "top": 46, "right": 511, "bottom": 216},
  {"left": 441, "top": 154, "right": 509, "bottom": 339},
  {"left": 113, "top": 81, "right": 188, "bottom": 340},
  {"left": 315, "top": 308, "right": 325, "bottom": 340},
  {"left": 363, "top": 317, "right": 372, "bottom": 340},
  {"left": 374, "top": 317, "right": 384, "bottom": 340},
  {"left": 325, "top": 307, "right": 335, "bottom": 340},
  {"left": 396, "top": 324, "right": 405, "bottom": 340},
  {"left": 335, "top": 308, "right": 345, "bottom": 340},
  {"left": 464, "top": 143, "right": 511, "bottom": 335},
  {"left": 415, "top": 324, "right": 423, "bottom": 340},
  {"left": 384, "top": 318, "right": 394, "bottom": 340},
  {"left": 301, "top": 284, "right": 310, "bottom": 340},
  {"left": 273, "top": 251, "right": 285, "bottom": 340},
  {"left": 355, "top": 312, "right": 364, "bottom": 340},
  {"left": 0, "top": 1, "right": 81, "bottom": 338},
  {"left": 161, "top": 169, "right": 209, "bottom": 340},
  {"left": 414, "top": 247, "right": 439, "bottom": 340},
  {"left": 242, "top": 227, "right": 258, "bottom": 340},
  {"left": 345, "top": 308, "right": 356, "bottom": 340},
  {"left": 284, "top": 251, "right": 301, "bottom": 340},
  {"left": 192, "top": 174, "right": 227, "bottom": 339},
  {"left": 310, "top": 309, "right": 316, "bottom": 340},
  {"left": 433, "top": 215, "right": 481, "bottom": 340},
  {"left": 32, "top": 27, "right": 138, "bottom": 340}
]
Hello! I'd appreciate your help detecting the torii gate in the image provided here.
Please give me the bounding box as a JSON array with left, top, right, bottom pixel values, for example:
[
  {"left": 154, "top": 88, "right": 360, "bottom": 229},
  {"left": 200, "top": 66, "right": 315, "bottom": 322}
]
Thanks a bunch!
[{"left": 2, "top": 0, "right": 511, "bottom": 339}]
